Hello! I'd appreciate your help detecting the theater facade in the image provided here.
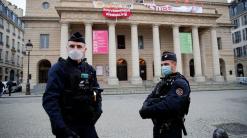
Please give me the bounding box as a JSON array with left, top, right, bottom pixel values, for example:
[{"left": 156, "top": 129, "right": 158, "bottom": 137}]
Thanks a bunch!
[{"left": 23, "top": 0, "right": 236, "bottom": 89}]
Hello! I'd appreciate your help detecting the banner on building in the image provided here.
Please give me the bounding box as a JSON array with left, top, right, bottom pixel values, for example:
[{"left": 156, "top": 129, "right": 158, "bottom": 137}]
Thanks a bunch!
[
  {"left": 180, "top": 33, "right": 193, "bottom": 54},
  {"left": 102, "top": 8, "right": 132, "bottom": 18},
  {"left": 93, "top": 1, "right": 133, "bottom": 9},
  {"left": 93, "top": 30, "right": 108, "bottom": 54},
  {"left": 143, "top": 3, "right": 203, "bottom": 13}
]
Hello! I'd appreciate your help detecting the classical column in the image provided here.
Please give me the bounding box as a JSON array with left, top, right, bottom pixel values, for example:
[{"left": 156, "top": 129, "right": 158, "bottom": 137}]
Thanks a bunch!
[
  {"left": 85, "top": 22, "right": 93, "bottom": 65},
  {"left": 108, "top": 23, "right": 119, "bottom": 85},
  {"left": 60, "top": 22, "right": 69, "bottom": 58},
  {"left": 152, "top": 24, "right": 161, "bottom": 82},
  {"left": 192, "top": 26, "right": 205, "bottom": 82},
  {"left": 131, "top": 23, "right": 142, "bottom": 85},
  {"left": 172, "top": 25, "right": 183, "bottom": 73},
  {"left": 211, "top": 26, "right": 224, "bottom": 82}
]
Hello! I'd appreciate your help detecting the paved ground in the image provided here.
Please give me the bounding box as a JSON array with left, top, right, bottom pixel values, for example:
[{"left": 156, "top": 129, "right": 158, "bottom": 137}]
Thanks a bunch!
[{"left": 0, "top": 90, "right": 247, "bottom": 138}]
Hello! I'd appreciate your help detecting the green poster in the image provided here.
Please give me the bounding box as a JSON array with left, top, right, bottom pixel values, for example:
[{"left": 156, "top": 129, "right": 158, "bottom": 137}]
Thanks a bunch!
[{"left": 180, "top": 33, "right": 193, "bottom": 53}]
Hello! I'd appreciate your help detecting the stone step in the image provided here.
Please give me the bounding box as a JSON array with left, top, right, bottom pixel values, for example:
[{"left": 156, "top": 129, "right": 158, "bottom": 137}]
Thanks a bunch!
[{"left": 31, "top": 83, "right": 247, "bottom": 95}]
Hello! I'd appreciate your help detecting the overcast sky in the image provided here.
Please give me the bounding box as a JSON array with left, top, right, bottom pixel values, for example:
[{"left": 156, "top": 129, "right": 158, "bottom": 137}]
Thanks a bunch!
[{"left": 7, "top": 0, "right": 232, "bottom": 15}]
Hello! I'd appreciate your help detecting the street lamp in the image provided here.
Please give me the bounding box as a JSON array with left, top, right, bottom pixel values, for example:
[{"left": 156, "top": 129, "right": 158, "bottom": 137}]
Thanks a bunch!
[{"left": 25, "top": 40, "right": 33, "bottom": 95}]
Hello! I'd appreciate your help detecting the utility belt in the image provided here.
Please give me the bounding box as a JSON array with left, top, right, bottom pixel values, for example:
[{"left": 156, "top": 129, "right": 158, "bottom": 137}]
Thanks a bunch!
[{"left": 158, "top": 117, "right": 187, "bottom": 136}]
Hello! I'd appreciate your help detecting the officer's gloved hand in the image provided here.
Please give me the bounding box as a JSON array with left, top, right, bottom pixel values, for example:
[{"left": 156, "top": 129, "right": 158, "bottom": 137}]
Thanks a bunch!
[
  {"left": 62, "top": 127, "right": 80, "bottom": 138},
  {"left": 139, "top": 106, "right": 150, "bottom": 119}
]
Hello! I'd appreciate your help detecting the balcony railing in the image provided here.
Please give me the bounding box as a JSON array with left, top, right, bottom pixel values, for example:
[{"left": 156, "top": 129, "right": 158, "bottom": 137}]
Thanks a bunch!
[{"left": 11, "top": 47, "right": 16, "bottom": 52}]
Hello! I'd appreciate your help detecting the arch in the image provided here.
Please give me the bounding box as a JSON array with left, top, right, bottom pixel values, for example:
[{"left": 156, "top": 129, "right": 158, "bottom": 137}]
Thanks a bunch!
[
  {"left": 237, "top": 63, "right": 244, "bottom": 77},
  {"left": 10, "top": 70, "right": 14, "bottom": 81},
  {"left": 139, "top": 58, "right": 147, "bottom": 80},
  {"left": 219, "top": 58, "right": 226, "bottom": 80},
  {"left": 189, "top": 59, "right": 195, "bottom": 77},
  {"left": 38, "top": 59, "right": 51, "bottom": 83},
  {"left": 117, "top": 58, "right": 128, "bottom": 81}
]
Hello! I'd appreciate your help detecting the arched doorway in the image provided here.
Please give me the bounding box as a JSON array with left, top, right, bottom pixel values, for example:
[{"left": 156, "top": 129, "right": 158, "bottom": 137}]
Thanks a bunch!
[
  {"left": 139, "top": 58, "right": 146, "bottom": 80},
  {"left": 10, "top": 70, "right": 14, "bottom": 81},
  {"left": 38, "top": 60, "right": 51, "bottom": 83},
  {"left": 117, "top": 59, "right": 127, "bottom": 81},
  {"left": 220, "top": 59, "right": 226, "bottom": 80},
  {"left": 189, "top": 59, "right": 195, "bottom": 77},
  {"left": 237, "top": 63, "right": 244, "bottom": 77}
]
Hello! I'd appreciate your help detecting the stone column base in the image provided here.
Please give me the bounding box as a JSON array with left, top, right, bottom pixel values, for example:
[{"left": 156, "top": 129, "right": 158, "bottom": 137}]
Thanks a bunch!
[
  {"left": 214, "top": 75, "right": 224, "bottom": 82},
  {"left": 131, "top": 76, "right": 142, "bottom": 85},
  {"left": 153, "top": 76, "right": 161, "bottom": 83},
  {"left": 108, "top": 77, "right": 119, "bottom": 85},
  {"left": 226, "top": 76, "right": 237, "bottom": 82},
  {"left": 194, "top": 75, "right": 206, "bottom": 82}
]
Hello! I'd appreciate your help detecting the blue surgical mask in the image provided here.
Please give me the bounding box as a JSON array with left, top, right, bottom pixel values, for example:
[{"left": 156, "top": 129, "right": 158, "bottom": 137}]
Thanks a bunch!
[{"left": 161, "top": 65, "right": 172, "bottom": 76}]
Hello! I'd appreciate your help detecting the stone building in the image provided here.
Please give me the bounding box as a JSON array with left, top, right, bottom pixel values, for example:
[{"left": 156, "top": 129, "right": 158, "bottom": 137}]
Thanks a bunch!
[
  {"left": 0, "top": 0, "right": 25, "bottom": 82},
  {"left": 229, "top": 0, "right": 247, "bottom": 77},
  {"left": 23, "top": 0, "right": 236, "bottom": 90}
]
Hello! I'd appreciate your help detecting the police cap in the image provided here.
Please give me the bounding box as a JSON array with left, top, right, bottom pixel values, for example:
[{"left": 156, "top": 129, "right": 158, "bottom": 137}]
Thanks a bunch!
[
  {"left": 161, "top": 51, "right": 177, "bottom": 62},
  {"left": 68, "top": 32, "right": 85, "bottom": 43}
]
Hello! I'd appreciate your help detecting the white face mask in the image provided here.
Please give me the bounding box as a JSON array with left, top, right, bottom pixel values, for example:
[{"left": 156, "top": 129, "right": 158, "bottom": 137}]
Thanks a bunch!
[{"left": 68, "top": 49, "right": 85, "bottom": 60}]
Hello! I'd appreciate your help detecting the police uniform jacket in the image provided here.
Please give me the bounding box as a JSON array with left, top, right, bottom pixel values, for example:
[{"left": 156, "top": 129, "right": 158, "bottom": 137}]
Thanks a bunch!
[
  {"left": 42, "top": 57, "right": 102, "bottom": 138},
  {"left": 140, "top": 72, "right": 190, "bottom": 138}
]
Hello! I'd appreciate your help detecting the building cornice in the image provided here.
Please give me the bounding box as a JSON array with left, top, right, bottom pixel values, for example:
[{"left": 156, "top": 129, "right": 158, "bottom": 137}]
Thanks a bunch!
[
  {"left": 55, "top": 6, "right": 221, "bottom": 19},
  {"left": 21, "top": 16, "right": 60, "bottom": 22},
  {"left": 217, "top": 22, "right": 234, "bottom": 27}
]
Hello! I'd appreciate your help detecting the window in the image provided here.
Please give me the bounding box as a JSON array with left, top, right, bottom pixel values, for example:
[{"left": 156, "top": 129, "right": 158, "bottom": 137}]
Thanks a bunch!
[
  {"left": 0, "top": 17, "right": 3, "bottom": 28},
  {"left": 6, "top": 23, "right": 10, "bottom": 32},
  {"left": 0, "top": 49, "right": 2, "bottom": 59},
  {"left": 17, "top": 55, "right": 19, "bottom": 65},
  {"left": 12, "top": 39, "right": 15, "bottom": 48},
  {"left": 233, "top": 31, "right": 242, "bottom": 44},
  {"left": 138, "top": 35, "right": 144, "bottom": 49},
  {"left": 5, "top": 51, "right": 8, "bottom": 61},
  {"left": 117, "top": 35, "right": 125, "bottom": 49},
  {"left": 233, "top": 19, "right": 240, "bottom": 29},
  {"left": 0, "top": 3, "right": 3, "bottom": 12},
  {"left": 40, "top": 34, "right": 49, "bottom": 48},
  {"left": 243, "top": 46, "right": 247, "bottom": 56},
  {"left": 243, "top": 28, "right": 247, "bottom": 41},
  {"left": 236, "top": 47, "right": 242, "bottom": 57},
  {"left": 217, "top": 37, "right": 222, "bottom": 50},
  {"left": 0, "top": 32, "right": 3, "bottom": 44},
  {"left": 17, "top": 42, "right": 20, "bottom": 51},
  {"left": 242, "top": 15, "right": 247, "bottom": 26},
  {"left": 11, "top": 52, "right": 14, "bottom": 64},
  {"left": 6, "top": 35, "right": 9, "bottom": 47},
  {"left": 42, "top": 2, "right": 50, "bottom": 9},
  {"left": 12, "top": 26, "right": 15, "bottom": 36}
]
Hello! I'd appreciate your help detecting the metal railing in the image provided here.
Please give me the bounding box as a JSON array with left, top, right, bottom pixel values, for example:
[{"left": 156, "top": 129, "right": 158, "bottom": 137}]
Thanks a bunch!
[{"left": 236, "top": 77, "right": 247, "bottom": 84}]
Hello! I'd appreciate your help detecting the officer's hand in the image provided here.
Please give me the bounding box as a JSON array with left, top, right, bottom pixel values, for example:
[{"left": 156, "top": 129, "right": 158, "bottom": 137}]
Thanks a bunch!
[{"left": 139, "top": 107, "right": 149, "bottom": 119}]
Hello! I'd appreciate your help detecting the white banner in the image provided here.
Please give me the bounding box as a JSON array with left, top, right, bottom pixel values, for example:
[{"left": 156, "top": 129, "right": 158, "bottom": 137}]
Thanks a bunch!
[
  {"left": 93, "top": 1, "right": 133, "bottom": 9},
  {"left": 143, "top": 3, "right": 203, "bottom": 13}
]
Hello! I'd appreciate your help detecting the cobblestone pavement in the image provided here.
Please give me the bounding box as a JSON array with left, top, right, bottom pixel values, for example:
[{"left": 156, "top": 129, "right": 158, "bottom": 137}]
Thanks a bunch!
[{"left": 0, "top": 90, "right": 247, "bottom": 138}]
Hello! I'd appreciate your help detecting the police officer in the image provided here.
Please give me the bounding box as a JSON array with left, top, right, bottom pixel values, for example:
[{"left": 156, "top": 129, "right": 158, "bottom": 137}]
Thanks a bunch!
[
  {"left": 43, "top": 32, "right": 102, "bottom": 138},
  {"left": 139, "top": 51, "right": 191, "bottom": 138}
]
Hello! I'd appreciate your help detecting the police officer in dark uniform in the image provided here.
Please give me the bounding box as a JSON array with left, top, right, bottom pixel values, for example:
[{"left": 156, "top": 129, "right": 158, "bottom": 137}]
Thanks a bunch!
[
  {"left": 139, "top": 51, "right": 191, "bottom": 138},
  {"left": 43, "top": 32, "right": 103, "bottom": 138}
]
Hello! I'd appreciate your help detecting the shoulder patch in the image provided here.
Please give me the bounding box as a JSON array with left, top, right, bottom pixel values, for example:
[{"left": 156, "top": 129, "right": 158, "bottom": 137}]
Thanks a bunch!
[{"left": 176, "top": 88, "right": 184, "bottom": 96}]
